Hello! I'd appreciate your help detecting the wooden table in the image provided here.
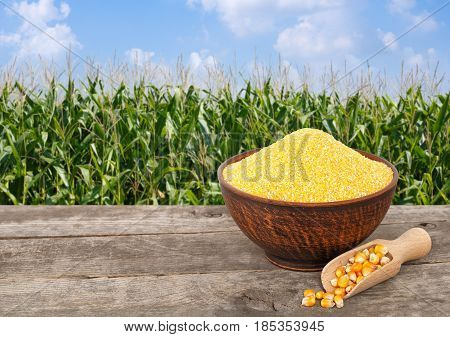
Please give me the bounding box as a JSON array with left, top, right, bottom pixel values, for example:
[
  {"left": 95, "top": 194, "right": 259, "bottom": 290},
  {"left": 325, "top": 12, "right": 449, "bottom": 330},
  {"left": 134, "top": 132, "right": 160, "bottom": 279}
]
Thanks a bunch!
[{"left": 0, "top": 206, "right": 448, "bottom": 316}]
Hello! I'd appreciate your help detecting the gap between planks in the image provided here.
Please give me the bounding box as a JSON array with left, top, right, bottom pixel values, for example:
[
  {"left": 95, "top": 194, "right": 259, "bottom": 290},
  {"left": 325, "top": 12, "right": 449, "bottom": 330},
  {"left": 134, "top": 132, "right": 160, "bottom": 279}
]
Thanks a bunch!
[
  {"left": 0, "top": 229, "right": 238, "bottom": 241},
  {"left": 0, "top": 261, "right": 449, "bottom": 281},
  {"left": 0, "top": 220, "right": 445, "bottom": 241}
]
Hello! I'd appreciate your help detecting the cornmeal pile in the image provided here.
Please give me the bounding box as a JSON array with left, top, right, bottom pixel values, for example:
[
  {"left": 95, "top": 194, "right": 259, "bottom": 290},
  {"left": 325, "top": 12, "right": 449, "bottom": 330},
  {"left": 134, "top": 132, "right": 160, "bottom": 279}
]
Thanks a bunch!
[{"left": 223, "top": 128, "right": 393, "bottom": 203}]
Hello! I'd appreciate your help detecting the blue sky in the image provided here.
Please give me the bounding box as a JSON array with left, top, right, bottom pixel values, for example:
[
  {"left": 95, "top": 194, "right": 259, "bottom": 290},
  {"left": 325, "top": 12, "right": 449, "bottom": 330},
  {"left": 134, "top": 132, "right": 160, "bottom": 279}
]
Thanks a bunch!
[{"left": 0, "top": 0, "right": 449, "bottom": 77}]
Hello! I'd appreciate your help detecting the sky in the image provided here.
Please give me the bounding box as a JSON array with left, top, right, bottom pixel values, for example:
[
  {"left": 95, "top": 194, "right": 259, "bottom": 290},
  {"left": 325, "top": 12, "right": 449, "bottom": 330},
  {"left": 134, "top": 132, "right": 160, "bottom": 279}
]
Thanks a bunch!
[{"left": 0, "top": 0, "right": 449, "bottom": 79}]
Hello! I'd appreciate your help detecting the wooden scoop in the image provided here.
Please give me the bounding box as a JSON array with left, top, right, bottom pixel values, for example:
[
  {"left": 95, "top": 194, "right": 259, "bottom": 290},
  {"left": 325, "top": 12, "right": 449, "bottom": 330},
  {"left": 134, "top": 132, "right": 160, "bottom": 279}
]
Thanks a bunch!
[{"left": 321, "top": 228, "right": 432, "bottom": 299}]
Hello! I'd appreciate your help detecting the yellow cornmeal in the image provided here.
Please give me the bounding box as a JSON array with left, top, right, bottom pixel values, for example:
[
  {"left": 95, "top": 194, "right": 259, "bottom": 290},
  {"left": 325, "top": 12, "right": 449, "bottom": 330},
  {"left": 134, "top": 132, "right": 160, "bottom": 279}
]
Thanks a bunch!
[{"left": 223, "top": 128, "right": 393, "bottom": 203}]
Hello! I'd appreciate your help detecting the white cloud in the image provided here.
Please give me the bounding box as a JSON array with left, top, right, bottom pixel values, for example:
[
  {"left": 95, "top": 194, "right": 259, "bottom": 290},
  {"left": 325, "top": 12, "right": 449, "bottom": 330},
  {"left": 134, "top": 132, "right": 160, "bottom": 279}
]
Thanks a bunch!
[
  {"left": 0, "top": 0, "right": 80, "bottom": 59},
  {"left": 189, "top": 50, "right": 217, "bottom": 70},
  {"left": 427, "top": 47, "right": 436, "bottom": 57},
  {"left": 388, "top": 0, "right": 415, "bottom": 13},
  {"left": 377, "top": 30, "right": 398, "bottom": 50},
  {"left": 405, "top": 48, "right": 423, "bottom": 66},
  {"left": 189, "top": 51, "right": 202, "bottom": 70},
  {"left": 408, "top": 12, "right": 438, "bottom": 32},
  {"left": 188, "top": 0, "right": 344, "bottom": 36},
  {"left": 375, "top": 23, "right": 438, "bottom": 70},
  {"left": 125, "top": 48, "right": 155, "bottom": 66},
  {"left": 274, "top": 9, "right": 354, "bottom": 59},
  {"left": 345, "top": 54, "right": 362, "bottom": 68},
  {"left": 388, "top": 0, "right": 438, "bottom": 32},
  {"left": 403, "top": 46, "right": 437, "bottom": 67},
  {"left": 12, "top": 0, "right": 70, "bottom": 26},
  {"left": 189, "top": 0, "right": 356, "bottom": 64},
  {"left": 0, "top": 33, "right": 21, "bottom": 44},
  {"left": 189, "top": 0, "right": 363, "bottom": 68},
  {"left": 59, "top": 2, "right": 70, "bottom": 17}
]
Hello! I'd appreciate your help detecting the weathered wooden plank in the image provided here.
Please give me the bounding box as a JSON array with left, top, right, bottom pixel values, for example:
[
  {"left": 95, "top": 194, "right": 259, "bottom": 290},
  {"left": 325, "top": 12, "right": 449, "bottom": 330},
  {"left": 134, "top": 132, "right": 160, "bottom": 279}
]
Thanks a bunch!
[
  {"left": 0, "top": 232, "right": 274, "bottom": 279},
  {"left": 0, "top": 206, "right": 448, "bottom": 317},
  {"left": 0, "top": 205, "right": 448, "bottom": 239},
  {"left": 0, "top": 206, "right": 235, "bottom": 238},
  {"left": 381, "top": 205, "right": 449, "bottom": 223},
  {"left": 0, "top": 263, "right": 448, "bottom": 316},
  {"left": 0, "top": 221, "right": 447, "bottom": 280}
]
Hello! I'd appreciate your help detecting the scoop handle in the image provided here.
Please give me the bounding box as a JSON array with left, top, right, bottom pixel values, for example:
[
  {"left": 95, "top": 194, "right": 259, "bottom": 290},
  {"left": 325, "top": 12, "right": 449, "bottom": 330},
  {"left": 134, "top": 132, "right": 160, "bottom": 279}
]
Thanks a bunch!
[{"left": 390, "top": 228, "right": 432, "bottom": 264}]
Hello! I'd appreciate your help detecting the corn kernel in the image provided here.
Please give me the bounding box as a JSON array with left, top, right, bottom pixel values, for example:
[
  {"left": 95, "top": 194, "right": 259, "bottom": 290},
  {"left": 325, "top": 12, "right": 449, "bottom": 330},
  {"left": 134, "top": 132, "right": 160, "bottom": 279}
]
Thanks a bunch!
[
  {"left": 354, "top": 252, "right": 367, "bottom": 264},
  {"left": 369, "top": 252, "right": 380, "bottom": 265},
  {"left": 337, "top": 274, "right": 349, "bottom": 288},
  {"left": 223, "top": 129, "right": 393, "bottom": 203},
  {"left": 362, "top": 261, "right": 376, "bottom": 270},
  {"left": 380, "top": 256, "right": 391, "bottom": 266},
  {"left": 362, "top": 266, "right": 373, "bottom": 276},
  {"left": 334, "top": 295, "right": 344, "bottom": 308},
  {"left": 302, "top": 296, "right": 316, "bottom": 307},
  {"left": 323, "top": 292, "right": 335, "bottom": 300},
  {"left": 303, "top": 289, "right": 315, "bottom": 297},
  {"left": 300, "top": 245, "right": 392, "bottom": 310},
  {"left": 315, "top": 290, "right": 325, "bottom": 300},
  {"left": 362, "top": 248, "right": 370, "bottom": 258},
  {"left": 374, "top": 244, "right": 388, "bottom": 255},
  {"left": 321, "top": 298, "right": 335, "bottom": 308},
  {"left": 330, "top": 278, "right": 338, "bottom": 287},
  {"left": 334, "top": 288, "right": 346, "bottom": 296},
  {"left": 352, "top": 262, "right": 363, "bottom": 272},
  {"left": 335, "top": 266, "right": 346, "bottom": 278}
]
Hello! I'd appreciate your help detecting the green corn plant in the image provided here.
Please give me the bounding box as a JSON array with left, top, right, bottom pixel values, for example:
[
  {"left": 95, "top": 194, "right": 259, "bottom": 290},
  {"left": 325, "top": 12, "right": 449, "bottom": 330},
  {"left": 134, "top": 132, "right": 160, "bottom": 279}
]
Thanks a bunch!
[{"left": 0, "top": 78, "right": 448, "bottom": 205}]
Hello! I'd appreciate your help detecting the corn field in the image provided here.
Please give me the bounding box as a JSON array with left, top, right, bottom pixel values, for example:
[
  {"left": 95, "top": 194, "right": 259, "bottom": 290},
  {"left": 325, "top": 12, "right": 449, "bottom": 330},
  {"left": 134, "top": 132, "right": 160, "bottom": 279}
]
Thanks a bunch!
[{"left": 0, "top": 78, "right": 448, "bottom": 205}]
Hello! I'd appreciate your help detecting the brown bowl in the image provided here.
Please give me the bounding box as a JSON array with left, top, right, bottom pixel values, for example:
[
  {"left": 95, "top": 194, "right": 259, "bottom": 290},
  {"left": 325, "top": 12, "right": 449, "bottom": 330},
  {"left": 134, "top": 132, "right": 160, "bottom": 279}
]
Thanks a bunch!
[{"left": 218, "top": 149, "right": 398, "bottom": 271}]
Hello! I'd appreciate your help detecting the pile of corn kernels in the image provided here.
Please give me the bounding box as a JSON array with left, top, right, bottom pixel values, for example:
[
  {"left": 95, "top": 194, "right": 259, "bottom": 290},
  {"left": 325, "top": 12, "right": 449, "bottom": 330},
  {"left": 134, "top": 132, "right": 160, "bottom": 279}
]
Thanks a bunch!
[{"left": 302, "top": 244, "right": 391, "bottom": 309}]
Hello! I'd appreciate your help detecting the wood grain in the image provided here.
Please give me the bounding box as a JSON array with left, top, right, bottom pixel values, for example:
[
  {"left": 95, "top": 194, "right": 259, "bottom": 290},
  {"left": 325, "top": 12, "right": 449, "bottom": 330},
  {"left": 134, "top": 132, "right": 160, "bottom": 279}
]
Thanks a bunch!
[
  {"left": 0, "top": 206, "right": 234, "bottom": 238},
  {"left": 0, "top": 264, "right": 448, "bottom": 316},
  {"left": 0, "top": 205, "right": 448, "bottom": 316},
  {"left": 0, "top": 205, "right": 446, "bottom": 238},
  {"left": 0, "top": 221, "right": 447, "bottom": 280}
]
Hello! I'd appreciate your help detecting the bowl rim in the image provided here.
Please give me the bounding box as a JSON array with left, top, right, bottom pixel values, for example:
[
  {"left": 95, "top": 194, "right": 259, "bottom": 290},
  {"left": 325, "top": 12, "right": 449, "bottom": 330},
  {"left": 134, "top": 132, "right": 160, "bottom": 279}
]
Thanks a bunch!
[{"left": 218, "top": 148, "right": 399, "bottom": 208}]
